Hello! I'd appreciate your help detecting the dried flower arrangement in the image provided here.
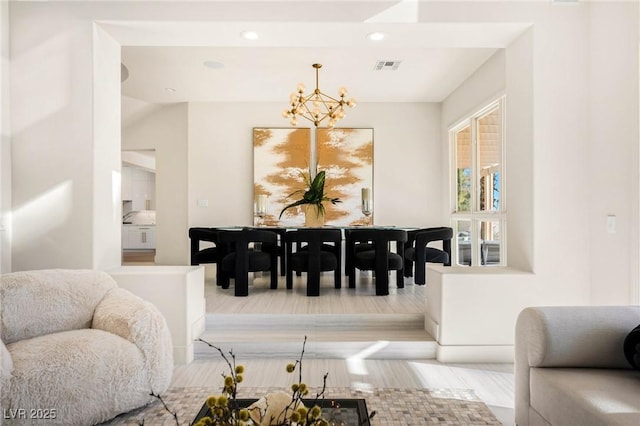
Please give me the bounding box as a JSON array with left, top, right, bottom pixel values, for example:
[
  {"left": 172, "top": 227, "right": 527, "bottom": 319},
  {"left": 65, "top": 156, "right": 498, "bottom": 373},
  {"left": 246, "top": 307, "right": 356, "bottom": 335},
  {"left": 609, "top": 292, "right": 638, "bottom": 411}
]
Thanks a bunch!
[{"left": 150, "top": 336, "right": 375, "bottom": 426}]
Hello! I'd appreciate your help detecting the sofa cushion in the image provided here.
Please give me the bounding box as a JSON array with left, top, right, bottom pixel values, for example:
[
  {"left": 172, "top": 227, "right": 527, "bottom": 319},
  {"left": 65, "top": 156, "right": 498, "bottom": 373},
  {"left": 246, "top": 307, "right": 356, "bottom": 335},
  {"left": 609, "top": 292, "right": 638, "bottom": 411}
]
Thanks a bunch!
[
  {"left": 5, "top": 328, "right": 154, "bottom": 425},
  {"left": 623, "top": 324, "right": 640, "bottom": 370},
  {"left": 1, "top": 269, "right": 117, "bottom": 344},
  {"left": 521, "top": 306, "right": 639, "bottom": 369},
  {"left": 530, "top": 368, "right": 640, "bottom": 426}
]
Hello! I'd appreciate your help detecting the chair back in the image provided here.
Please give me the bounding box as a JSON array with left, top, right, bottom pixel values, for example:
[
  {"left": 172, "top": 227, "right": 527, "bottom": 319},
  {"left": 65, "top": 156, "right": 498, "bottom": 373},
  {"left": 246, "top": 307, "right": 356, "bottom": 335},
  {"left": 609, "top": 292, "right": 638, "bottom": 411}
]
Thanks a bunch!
[
  {"left": 348, "top": 228, "right": 408, "bottom": 248},
  {"left": 217, "top": 229, "right": 279, "bottom": 296},
  {"left": 347, "top": 228, "right": 408, "bottom": 295},
  {"left": 285, "top": 228, "right": 342, "bottom": 254},
  {"left": 217, "top": 228, "right": 279, "bottom": 267},
  {"left": 217, "top": 228, "right": 278, "bottom": 247},
  {"left": 189, "top": 227, "right": 220, "bottom": 265},
  {"left": 188, "top": 227, "right": 219, "bottom": 242},
  {"left": 0, "top": 269, "right": 117, "bottom": 344},
  {"left": 409, "top": 227, "right": 453, "bottom": 260},
  {"left": 348, "top": 228, "right": 408, "bottom": 270}
]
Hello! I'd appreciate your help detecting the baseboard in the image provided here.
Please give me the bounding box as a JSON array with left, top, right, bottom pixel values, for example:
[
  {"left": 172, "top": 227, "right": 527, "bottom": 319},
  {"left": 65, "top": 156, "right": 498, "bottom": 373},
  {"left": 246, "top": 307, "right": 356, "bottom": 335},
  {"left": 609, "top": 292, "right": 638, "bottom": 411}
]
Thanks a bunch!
[
  {"left": 425, "top": 315, "right": 439, "bottom": 341},
  {"left": 435, "top": 343, "right": 514, "bottom": 363},
  {"left": 173, "top": 344, "right": 194, "bottom": 365}
]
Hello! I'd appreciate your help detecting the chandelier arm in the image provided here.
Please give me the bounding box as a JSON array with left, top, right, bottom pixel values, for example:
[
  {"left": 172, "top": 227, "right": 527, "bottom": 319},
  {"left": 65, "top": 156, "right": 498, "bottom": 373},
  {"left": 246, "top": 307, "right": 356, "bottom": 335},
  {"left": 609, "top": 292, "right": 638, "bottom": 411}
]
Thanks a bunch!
[
  {"left": 314, "top": 91, "right": 344, "bottom": 104},
  {"left": 315, "top": 96, "right": 343, "bottom": 114},
  {"left": 296, "top": 114, "right": 318, "bottom": 124},
  {"left": 298, "top": 99, "right": 317, "bottom": 117}
]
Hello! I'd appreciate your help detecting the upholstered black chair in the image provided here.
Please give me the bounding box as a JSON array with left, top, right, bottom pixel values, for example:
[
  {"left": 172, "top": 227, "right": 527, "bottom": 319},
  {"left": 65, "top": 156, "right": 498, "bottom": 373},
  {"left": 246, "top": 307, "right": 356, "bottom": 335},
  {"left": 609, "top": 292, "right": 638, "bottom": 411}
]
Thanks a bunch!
[
  {"left": 346, "top": 228, "right": 407, "bottom": 296},
  {"left": 285, "top": 228, "right": 342, "bottom": 296},
  {"left": 403, "top": 227, "right": 453, "bottom": 285},
  {"left": 189, "top": 227, "right": 229, "bottom": 286},
  {"left": 262, "top": 227, "right": 287, "bottom": 276},
  {"left": 343, "top": 228, "right": 374, "bottom": 276},
  {"left": 189, "top": 227, "right": 219, "bottom": 264},
  {"left": 217, "top": 229, "right": 278, "bottom": 297}
]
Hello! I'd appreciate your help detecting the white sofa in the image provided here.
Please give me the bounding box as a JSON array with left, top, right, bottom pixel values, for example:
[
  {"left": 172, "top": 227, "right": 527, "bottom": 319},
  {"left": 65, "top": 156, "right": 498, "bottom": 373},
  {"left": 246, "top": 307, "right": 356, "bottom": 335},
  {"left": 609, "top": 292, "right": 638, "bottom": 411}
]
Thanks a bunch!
[
  {"left": 0, "top": 269, "right": 174, "bottom": 425},
  {"left": 515, "top": 306, "right": 640, "bottom": 426}
]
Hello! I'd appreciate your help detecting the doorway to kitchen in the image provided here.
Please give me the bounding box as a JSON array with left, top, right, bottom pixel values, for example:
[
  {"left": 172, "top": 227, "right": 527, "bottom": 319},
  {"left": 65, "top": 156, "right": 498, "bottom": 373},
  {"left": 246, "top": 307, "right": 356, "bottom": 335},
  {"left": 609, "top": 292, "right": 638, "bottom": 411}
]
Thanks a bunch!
[{"left": 121, "top": 149, "right": 156, "bottom": 265}]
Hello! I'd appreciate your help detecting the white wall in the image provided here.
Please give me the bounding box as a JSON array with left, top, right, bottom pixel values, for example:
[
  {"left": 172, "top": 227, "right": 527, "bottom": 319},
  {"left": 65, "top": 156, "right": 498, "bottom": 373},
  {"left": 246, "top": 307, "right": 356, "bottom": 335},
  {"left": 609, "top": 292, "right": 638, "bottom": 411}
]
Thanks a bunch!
[
  {"left": 588, "top": 2, "right": 640, "bottom": 305},
  {"left": 504, "top": 29, "right": 534, "bottom": 273},
  {"left": 0, "top": 0, "right": 10, "bottom": 273},
  {"left": 188, "top": 102, "right": 442, "bottom": 229},
  {"left": 92, "top": 24, "right": 122, "bottom": 270},
  {"left": 529, "top": 2, "right": 592, "bottom": 302},
  {"left": 122, "top": 102, "right": 189, "bottom": 265},
  {"left": 10, "top": 9, "right": 96, "bottom": 270}
]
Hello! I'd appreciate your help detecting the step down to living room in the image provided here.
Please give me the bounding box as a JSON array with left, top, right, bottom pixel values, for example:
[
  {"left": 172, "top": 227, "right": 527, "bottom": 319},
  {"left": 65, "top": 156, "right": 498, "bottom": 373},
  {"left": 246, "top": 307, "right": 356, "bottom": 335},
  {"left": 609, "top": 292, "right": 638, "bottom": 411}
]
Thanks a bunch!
[{"left": 196, "top": 312, "right": 437, "bottom": 360}]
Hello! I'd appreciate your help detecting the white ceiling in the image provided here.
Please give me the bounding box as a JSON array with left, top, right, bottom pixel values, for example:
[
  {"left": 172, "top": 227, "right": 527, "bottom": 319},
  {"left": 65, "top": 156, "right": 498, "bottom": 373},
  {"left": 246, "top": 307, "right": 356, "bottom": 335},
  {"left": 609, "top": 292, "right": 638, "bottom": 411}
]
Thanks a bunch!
[
  {"left": 122, "top": 46, "right": 499, "bottom": 103},
  {"left": 119, "top": 21, "right": 530, "bottom": 104}
]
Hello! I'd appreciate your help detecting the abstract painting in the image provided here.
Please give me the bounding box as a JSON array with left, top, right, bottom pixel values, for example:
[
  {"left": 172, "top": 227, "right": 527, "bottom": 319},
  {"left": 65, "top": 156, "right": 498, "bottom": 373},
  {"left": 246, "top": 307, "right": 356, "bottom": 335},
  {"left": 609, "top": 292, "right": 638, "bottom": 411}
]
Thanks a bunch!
[
  {"left": 253, "top": 128, "right": 311, "bottom": 226},
  {"left": 316, "top": 128, "right": 374, "bottom": 226}
]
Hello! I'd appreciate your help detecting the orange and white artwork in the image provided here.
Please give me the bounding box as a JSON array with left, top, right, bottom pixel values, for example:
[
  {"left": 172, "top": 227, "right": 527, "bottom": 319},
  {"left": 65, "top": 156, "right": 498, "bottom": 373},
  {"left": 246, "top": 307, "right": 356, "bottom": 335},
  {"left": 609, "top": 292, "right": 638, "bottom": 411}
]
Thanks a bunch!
[
  {"left": 253, "top": 128, "right": 311, "bottom": 226},
  {"left": 316, "top": 128, "right": 374, "bottom": 226}
]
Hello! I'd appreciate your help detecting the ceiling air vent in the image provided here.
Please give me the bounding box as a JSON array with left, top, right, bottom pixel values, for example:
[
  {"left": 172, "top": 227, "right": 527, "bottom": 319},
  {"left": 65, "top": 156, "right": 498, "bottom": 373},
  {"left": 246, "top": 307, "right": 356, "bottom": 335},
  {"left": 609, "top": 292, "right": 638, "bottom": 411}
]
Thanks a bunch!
[{"left": 374, "top": 60, "right": 402, "bottom": 71}]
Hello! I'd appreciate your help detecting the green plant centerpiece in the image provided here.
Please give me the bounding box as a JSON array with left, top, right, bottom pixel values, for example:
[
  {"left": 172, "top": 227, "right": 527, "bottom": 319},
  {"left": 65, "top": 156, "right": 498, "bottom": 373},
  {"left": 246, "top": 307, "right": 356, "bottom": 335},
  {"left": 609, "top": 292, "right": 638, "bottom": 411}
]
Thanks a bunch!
[{"left": 279, "top": 170, "right": 341, "bottom": 223}]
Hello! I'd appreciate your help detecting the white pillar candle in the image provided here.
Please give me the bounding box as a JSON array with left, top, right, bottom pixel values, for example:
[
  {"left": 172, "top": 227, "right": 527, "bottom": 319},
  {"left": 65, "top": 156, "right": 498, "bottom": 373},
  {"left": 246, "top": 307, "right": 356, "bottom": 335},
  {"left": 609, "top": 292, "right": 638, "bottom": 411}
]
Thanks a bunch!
[
  {"left": 361, "top": 187, "right": 373, "bottom": 217},
  {"left": 361, "top": 187, "right": 372, "bottom": 201},
  {"left": 255, "top": 194, "right": 268, "bottom": 216}
]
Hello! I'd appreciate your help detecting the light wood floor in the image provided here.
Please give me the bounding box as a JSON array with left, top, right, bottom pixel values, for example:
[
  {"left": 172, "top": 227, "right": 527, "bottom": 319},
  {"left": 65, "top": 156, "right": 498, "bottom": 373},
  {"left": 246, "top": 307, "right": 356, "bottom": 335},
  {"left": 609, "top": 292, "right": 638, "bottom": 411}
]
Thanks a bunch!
[
  {"left": 122, "top": 250, "right": 155, "bottom": 265},
  {"left": 204, "top": 267, "right": 426, "bottom": 314},
  {"left": 175, "top": 266, "right": 517, "bottom": 425}
]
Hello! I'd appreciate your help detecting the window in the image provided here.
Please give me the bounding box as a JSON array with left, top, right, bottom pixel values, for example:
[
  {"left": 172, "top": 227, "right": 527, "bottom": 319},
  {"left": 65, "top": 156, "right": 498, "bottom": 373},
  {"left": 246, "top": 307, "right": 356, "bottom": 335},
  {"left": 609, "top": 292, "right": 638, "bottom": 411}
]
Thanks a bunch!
[{"left": 450, "top": 97, "right": 505, "bottom": 266}]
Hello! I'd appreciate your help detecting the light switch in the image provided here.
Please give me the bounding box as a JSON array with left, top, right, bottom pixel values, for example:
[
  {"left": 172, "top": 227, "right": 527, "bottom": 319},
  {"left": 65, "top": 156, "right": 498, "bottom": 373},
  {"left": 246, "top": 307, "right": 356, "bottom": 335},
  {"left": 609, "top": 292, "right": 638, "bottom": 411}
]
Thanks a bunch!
[
  {"left": 197, "top": 199, "right": 209, "bottom": 208},
  {"left": 607, "top": 215, "right": 616, "bottom": 234}
]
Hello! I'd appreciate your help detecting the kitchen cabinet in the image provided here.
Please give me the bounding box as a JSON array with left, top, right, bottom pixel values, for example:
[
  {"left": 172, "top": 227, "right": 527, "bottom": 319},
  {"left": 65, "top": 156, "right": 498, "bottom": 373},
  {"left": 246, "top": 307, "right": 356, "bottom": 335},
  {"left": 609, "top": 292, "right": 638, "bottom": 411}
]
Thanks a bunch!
[
  {"left": 122, "top": 225, "right": 156, "bottom": 250},
  {"left": 121, "top": 166, "right": 133, "bottom": 200},
  {"left": 121, "top": 165, "right": 155, "bottom": 210}
]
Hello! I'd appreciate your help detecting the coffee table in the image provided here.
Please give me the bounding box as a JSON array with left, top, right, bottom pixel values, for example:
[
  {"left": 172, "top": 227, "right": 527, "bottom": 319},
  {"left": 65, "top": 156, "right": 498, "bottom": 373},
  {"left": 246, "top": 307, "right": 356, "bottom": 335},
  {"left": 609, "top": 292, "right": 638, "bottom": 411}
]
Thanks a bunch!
[{"left": 193, "top": 398, "right": 370, "bottom": 425}]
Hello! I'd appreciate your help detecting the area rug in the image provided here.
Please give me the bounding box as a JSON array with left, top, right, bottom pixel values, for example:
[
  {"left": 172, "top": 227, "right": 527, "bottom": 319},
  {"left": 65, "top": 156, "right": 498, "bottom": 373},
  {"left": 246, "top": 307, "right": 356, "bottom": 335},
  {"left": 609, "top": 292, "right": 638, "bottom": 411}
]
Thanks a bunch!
[{"left": 101, "top": 386, "right": 501, "bottom": 425}]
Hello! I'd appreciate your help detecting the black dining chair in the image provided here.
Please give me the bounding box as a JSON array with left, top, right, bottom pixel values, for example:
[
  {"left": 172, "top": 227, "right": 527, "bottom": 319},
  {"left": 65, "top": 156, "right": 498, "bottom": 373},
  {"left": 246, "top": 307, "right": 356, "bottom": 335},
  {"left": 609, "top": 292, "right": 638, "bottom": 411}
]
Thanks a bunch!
[
  {"left": 404, "top": 227, "right": 453, "bottom": 285},
  {"left": 285, "top": 228, "right": 342, "bottom": 296},
  {"left": 346, "top": 228, "right": 407, "bottom": 296},
  {"left": 217, "top": 229, "right": 279, "bottom": 297},
  {"left": 262, "top": 227, "right": 287, "bottom": 276},
  {"left": 189, "top": 227, "right": 229, "bottom": 286},
  {"left": 343, "top": 228, "right": 374, "bottom": 276}
]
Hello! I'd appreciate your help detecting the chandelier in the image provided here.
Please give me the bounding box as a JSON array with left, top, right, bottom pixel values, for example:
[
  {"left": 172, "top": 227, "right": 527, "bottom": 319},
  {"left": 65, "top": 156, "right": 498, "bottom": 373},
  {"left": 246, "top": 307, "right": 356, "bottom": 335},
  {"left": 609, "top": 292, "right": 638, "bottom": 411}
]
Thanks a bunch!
[{"left": 282, "top": 63, "right": 356, "bottom": 128}]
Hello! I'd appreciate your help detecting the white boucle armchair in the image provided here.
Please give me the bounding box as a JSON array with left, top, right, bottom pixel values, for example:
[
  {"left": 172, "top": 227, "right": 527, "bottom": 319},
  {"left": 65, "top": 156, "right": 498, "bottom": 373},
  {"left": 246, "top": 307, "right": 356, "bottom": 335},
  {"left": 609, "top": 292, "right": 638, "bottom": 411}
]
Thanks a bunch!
[{"left": 0, "top": 269, "right": 173, "bottom": 426}]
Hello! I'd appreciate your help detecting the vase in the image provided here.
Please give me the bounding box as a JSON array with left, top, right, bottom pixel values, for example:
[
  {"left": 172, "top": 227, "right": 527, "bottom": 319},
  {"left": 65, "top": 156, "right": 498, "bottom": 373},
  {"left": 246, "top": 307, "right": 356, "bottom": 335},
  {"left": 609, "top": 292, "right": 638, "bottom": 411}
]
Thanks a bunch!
[{"left": 304, "top": 204, "right": 325, "bottom": 227}]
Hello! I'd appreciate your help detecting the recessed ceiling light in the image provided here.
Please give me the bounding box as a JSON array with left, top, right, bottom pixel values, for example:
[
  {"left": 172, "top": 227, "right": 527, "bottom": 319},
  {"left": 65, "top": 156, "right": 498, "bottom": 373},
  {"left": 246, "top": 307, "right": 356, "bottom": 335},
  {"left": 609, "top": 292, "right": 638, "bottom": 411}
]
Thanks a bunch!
[
  {"left": 367, "top": 32, "right": 386, "bottom": 41},
  {"left": 203, "top": 60, "right": 225, "bottom": 70},
  {"left": 164, "top": 87, "right": 176, "bottom": 93},
  {"left": 241, "top": 31, "right": 259, "bottom": 40}
]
